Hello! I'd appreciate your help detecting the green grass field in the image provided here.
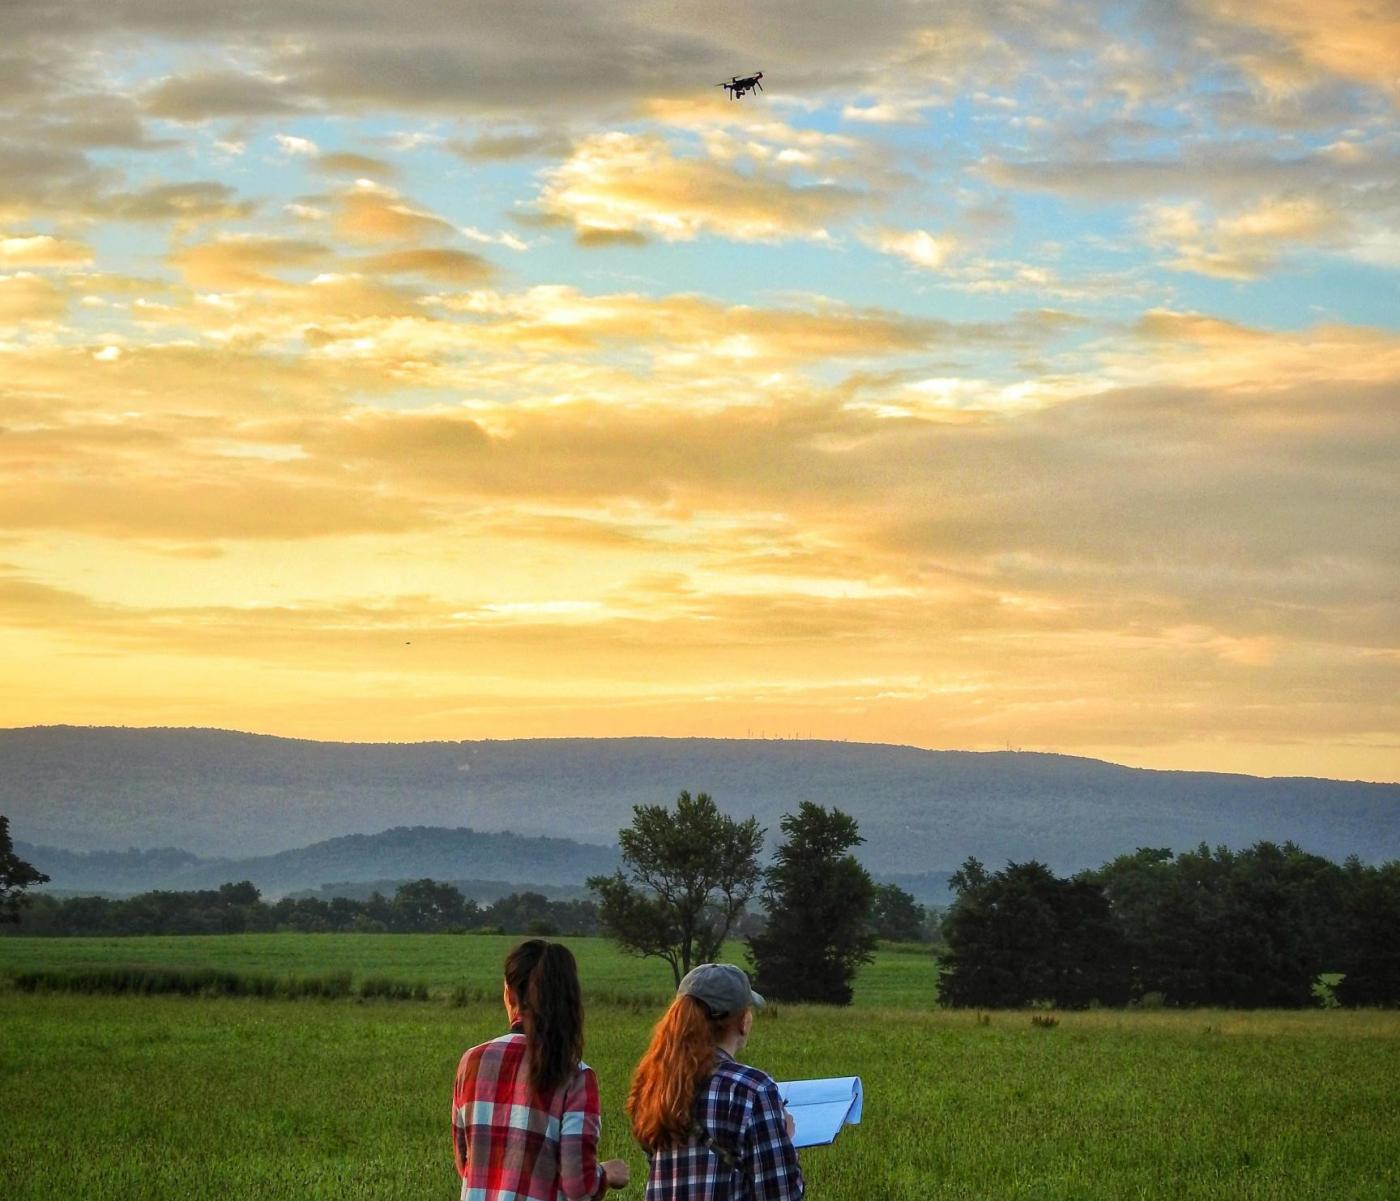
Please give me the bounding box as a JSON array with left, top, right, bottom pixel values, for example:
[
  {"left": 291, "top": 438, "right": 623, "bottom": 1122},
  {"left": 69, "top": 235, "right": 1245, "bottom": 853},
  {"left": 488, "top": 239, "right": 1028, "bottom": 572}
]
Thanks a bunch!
[
  {"left": 4, "top": 992, "right": 1398, "bottom": 1201},
  {"left": 4, "top": 935, "right": 1398, "bottom": 1199},
  {"left": 0, "top": 932, "right": 940, "bottom": 1008}
]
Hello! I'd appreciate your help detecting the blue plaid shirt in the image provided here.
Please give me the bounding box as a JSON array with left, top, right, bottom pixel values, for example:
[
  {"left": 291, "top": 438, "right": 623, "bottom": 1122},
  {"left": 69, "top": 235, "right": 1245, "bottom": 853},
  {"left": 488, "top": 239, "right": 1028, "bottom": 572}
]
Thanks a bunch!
[{"left": 643, "top": 1050, "right": 804, "bottom": 1201}]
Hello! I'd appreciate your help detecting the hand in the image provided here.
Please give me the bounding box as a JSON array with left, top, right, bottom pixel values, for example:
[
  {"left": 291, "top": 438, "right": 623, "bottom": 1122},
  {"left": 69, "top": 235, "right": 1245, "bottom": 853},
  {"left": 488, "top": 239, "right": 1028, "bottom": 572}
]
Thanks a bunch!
[
  {"left": 603, "top": 1159, "right": 630, "bottom": 1190},
  {"left": 784, "top": 1108, "right": 796, "bottom": 1139}
]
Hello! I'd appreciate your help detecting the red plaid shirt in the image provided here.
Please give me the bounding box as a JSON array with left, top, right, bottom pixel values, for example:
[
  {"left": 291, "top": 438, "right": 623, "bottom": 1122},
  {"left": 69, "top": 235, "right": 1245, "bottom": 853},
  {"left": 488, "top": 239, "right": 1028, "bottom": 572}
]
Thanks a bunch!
[{"left": 453, "top": 1027, "right": 607, "bottom": 1201}]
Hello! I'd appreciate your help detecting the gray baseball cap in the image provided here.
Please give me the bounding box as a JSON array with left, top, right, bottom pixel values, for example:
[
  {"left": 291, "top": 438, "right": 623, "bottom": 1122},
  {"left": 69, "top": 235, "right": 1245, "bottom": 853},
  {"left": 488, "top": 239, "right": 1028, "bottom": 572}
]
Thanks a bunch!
[{"left": 677, "top": 963, "right": 765, "bottom": 1017}]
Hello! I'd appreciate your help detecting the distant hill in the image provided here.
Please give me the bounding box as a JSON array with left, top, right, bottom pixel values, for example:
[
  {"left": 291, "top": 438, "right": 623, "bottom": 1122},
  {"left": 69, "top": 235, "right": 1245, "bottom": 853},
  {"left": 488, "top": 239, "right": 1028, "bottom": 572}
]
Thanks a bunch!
[
  {"left": 17, "top": 825, "right": 953, "bottom": 904},
  {"left": 17, "top": 826, "right": 619, "bottom": 897},
  {"left": 4, "top": 727, "right": 1398, "bottom": 877},
  {"left": 285, "top": 878, "right": 596, "bottom": 905}
]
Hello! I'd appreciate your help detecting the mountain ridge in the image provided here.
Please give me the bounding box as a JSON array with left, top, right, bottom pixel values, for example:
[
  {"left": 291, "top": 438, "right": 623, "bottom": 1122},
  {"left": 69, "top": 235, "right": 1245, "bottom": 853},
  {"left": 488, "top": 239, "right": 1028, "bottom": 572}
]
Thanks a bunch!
[
  {"left": 12, "top": 722, "right": 1391, "bottom": 784},
  {"left": 5, "top": 725, "right": 1397, "bottom": 874}
]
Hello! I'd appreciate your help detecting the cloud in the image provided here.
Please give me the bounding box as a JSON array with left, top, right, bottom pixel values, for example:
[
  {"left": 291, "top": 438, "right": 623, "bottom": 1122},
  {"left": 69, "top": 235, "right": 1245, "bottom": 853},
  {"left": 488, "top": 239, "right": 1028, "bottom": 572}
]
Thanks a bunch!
[
  {"left": 1120, "top": 309, "right": 1400, "bottom": 391},
  {"left": 103, "top": 181, "right": 256, "bottom": 224},
  {"left": 0, "top": 308, "right": 1393, "bottom": 764},
  {"left": 0, "top": 234, "right": 92, "bottom": 267},
  {"left": 1192, "top": 0, "right": 1400, "bottom": 100},
  {"left": 313, "top": 151, "right": 398, "bottom": 180},
  {"left": 1139, "top": 196, "right": 1345, "bottom": 278},
  {"left": 984, "top": 141, "right": 1399, "bottom": 270},
  {"left": 40, "top": 94, "right": 173, "bottom": 150},
  {"left": 841, "top": 100, "right": 930, "bottom": 125},
  {"left": 0, "top": 272, "right": 66, "bottom": 323},
  {"left": 449, "top": 130, "right": 572, "bottom": 160},
  {"left": 143, "top": 71, "right": 303, "bottom": 121},
  {"left": 536, "top": 131, "right": 867, "bottom": 243},
  {"left": 332, "top": 182, "right": 458, "bottom": 243},
  {"left": 0, "top": 0, "right": 1392, "bottom": 770},
  {"left": 862, "top": 227, "right": 957, "bottom": 270},
  {"left": 460, "top": 226, "right": 528, "bottom": 252},
  {"left": 979, "top": 140, "right": 1400, "bottom": 212},
  {"left": 0, "top": 471, "right": 433, "bottom": 541},
  {"left": 275, "top": 134, "right": 319, "bottom": 157},
  {"left": 0, "top": 140, "right": 107, "bottom": 222},
  {"left": 354, "top": 247, "right": 495, "bottom": 283},
  {"left": 169, "top": 237, "right": 330, "bottom": 289},
  {"left": 421, "top": 286, "right": 1015, "bottom": 369}
]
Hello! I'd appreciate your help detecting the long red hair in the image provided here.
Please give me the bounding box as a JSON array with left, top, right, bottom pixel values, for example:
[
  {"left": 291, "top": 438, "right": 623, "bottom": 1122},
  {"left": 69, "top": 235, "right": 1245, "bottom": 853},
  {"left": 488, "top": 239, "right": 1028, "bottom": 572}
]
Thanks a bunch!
[{"left": 628, "top": 995, "right": 737, "bottom": 1151}]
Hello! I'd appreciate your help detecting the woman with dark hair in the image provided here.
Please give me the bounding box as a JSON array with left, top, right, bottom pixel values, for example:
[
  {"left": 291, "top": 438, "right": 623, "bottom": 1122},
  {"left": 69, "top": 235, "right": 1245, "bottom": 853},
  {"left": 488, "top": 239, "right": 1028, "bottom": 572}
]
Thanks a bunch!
[
  {"left": 453, "top": 939, "right": 630, "bottom": 1201},
  {"left": 628, "top": 963, "right": 802, "bottom": 1201}
]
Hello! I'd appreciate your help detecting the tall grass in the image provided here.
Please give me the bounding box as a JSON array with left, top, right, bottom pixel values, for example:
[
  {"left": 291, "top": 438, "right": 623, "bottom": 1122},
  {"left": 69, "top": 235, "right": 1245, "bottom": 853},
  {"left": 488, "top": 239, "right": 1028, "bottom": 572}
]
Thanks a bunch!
[
  {"left": 7, "top": 965, "right": 416, "bottom": 1001},
  {"left": 0, "top": 932, "right": 940, "bottom": 1008}
]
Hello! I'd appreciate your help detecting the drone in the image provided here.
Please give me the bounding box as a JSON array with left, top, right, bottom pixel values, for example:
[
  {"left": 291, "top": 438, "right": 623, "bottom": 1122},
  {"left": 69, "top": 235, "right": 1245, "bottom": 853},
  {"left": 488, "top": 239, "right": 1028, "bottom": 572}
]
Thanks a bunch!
[{"left": 717, "top": 71, "right": 764, "bottom": 100}]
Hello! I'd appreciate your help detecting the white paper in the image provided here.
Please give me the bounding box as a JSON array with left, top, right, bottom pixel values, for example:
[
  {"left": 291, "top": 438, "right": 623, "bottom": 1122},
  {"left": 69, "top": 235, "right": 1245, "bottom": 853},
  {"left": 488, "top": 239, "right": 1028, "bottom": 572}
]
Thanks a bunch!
[{"left": 774, "top": 1076, "right": 863, "bottom": 1147}]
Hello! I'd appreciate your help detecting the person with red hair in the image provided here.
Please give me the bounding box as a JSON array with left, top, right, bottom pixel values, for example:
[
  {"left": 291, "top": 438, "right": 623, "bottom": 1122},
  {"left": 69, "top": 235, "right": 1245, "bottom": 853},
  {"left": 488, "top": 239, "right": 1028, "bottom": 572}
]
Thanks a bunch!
[
  {"left": 628, "top": 963, "right": 803, "bottom": 1201},
  {"left": 453, "top": 939, "right": 630, "bottom": 1201}
]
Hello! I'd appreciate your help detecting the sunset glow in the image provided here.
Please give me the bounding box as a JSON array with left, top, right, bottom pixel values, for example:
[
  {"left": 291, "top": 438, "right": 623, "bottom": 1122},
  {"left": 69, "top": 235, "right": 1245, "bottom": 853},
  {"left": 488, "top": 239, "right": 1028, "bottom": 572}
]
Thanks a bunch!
[{"left": 2, "top": 2, "right": 1397, "bottom": 779}]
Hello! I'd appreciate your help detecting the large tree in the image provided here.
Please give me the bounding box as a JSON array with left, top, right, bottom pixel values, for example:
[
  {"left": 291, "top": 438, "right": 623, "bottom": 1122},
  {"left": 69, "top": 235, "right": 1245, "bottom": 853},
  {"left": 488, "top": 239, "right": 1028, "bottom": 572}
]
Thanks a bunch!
[
  {"left": 938, "top": 858, "right": 1131, "bottom": 1009},
  {"left": 747, "top": 802, "right": 876, "bottom": 1005},
  {"left": 391, "top": 878, "right": 474, "bottom": 932},
  {"left": 589, "top": 791, "right": 763, "bottom": 986},
  {"left": 870, "top": 882, "right": 926, "bottom": 942},
  {"left": 1, "top": 816, "right": 50, "bottom": 924}
]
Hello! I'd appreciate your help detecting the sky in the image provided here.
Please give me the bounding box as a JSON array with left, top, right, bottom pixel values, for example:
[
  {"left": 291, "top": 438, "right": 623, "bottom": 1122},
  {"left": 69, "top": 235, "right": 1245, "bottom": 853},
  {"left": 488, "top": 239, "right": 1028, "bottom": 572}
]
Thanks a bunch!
[{"left": 1, "top": 0, "right": 1397, "bottom": 781}]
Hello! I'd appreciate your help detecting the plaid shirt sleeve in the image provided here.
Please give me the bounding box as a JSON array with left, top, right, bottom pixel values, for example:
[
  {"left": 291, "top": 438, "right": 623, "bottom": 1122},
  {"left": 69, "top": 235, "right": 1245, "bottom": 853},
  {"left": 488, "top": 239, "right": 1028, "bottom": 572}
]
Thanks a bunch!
[
  {"left": 559, "top": 1064, "right": 607, "bottom": 1201},
  {"left": 451, "top": 1044, "right": 478, "bottom": 1181},
  {"left": 742, "top": 1077, "right": 804, "bottom": 1201}
]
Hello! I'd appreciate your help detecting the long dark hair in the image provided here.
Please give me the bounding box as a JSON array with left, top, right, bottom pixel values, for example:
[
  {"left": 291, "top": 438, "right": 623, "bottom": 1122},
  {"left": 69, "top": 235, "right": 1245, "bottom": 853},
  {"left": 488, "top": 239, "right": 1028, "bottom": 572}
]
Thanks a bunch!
[{"left": 504, "top": 939, "right": 584, "bottom": 1098}]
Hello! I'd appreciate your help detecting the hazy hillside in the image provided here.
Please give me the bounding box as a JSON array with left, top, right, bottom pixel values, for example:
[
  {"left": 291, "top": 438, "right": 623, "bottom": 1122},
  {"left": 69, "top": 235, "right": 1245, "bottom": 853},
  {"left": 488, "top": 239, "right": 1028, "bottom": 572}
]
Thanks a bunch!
[
  {"left": 17, "top": 826, "right": 953, "bottom": 902},
  {"left": 4, "top": 727, "right": 1397, "bottom": 875},
  {"left": 18, "top": 826, "right": 619, "bottom": 897}
]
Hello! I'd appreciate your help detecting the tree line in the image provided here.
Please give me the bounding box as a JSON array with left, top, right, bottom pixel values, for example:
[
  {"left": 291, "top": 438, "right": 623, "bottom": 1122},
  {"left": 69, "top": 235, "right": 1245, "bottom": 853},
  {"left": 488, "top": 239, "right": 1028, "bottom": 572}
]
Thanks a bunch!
[
  {"left": 6, "top": 804, "right": 1399, "bottom": 1007},
  {"left": 588, "top": 793, "right": 1400, "bottom": 1009},
  {"left": 2, "top": 875, "right": 602, "bottom": 938},
  {"left": 939, "top": 845, "right": 1400, "bottom": 1009}
]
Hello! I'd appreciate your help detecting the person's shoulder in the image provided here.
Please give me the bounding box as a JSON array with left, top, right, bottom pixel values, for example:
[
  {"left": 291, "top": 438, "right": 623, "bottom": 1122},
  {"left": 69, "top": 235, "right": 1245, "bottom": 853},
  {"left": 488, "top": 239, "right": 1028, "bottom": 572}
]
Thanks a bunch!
[
  {"left": 460, "top": 1031, "right": 525, "bottom": 1068},
  {"left": 561, "top": 1059, "right": 601, "bottom": 1110},
  {"left": 566, "top": 1059, "right": 598, "bottom": 1090},
  {"left": 715, "top": 1057, "right": 778, "bottom": 1096}
]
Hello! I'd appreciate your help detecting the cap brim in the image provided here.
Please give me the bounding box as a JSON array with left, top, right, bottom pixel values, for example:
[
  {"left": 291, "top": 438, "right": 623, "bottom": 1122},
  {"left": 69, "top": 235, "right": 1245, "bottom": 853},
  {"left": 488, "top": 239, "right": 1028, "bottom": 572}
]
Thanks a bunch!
[{"left": 750, "top": 988, "right": 765, "bottom": 1008}]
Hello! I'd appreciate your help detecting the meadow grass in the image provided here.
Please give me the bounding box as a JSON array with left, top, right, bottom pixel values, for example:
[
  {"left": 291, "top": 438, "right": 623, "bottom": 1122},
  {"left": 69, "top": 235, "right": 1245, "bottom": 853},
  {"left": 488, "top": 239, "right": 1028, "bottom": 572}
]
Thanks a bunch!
[
  {"left": 0, "top": 932, "right": 941, "bottom": 1009},
  {"left": 3, "top": 992, "right": 1397, "bottom": 1201}
]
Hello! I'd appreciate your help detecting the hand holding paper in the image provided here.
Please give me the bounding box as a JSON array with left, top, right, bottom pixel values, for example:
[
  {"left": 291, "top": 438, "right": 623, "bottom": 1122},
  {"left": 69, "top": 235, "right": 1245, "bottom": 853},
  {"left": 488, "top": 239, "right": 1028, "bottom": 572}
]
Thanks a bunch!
[{"left": 774, "top": 1076, "right": 863, "bottom": 1148}]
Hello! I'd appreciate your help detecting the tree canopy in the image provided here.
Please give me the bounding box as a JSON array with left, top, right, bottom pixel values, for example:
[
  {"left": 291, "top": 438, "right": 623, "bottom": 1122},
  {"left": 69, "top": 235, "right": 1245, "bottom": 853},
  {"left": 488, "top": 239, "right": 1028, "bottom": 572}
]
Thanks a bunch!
[
  {"left": 748, "top": 802, "right": 877, "bottom": 1005},
  {"left": 938, "top": 858, "right": 1131, "bottom": 1009},
  {"left": 1085, "top": 841, "right": 1347, "bottom": 1007},
  {"left": 0, "top": 816, "right": 50, "bottom": 924},
  {"left": 588, "top": 790, "right": 763, "bottom": 986},
  {"left": 870, "top": 881, "right": 926, "bottom": 942}
]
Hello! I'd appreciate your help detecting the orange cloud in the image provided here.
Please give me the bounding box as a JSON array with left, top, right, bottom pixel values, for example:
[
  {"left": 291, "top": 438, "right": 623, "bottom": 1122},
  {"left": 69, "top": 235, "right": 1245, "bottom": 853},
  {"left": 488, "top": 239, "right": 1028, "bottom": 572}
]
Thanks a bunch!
[
  {"left": 170, "top": 237, "right": 330, "bottom": 289},
  {"left": 1199, "top": 0, "right": 1400, "bottom": 99},
  {"left": 333, "top": 183, "right": 458, "bottom": 244},
  {"left": 0, "top": 272, "right": 65, "bottom": 323},
  {"left": 0, "top": 234, "right": 93, "bottom": 267},
  {"left": 537, "top": 132, "right": 867, "bottom": 243},
  {"left": 354, "top": 248, "right": 495, "bottom": 284},
  {"left": 1140, "top": 197, "right": 1344, "bottom": 279}
]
